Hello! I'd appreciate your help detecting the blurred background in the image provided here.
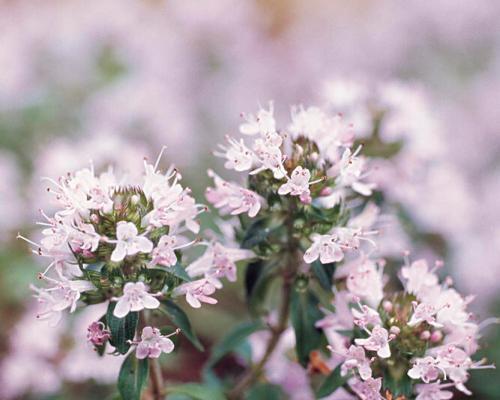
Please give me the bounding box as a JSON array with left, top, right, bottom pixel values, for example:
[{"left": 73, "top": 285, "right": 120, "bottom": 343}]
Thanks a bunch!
[{"left": 0, "top": 0, "right": 499, "bottom": 398}]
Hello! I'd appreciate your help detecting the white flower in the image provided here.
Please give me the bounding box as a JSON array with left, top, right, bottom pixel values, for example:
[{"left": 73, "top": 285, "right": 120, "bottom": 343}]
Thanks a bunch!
[
  {"left": 113, "top": 282, "right": 160, "bottom": 318},
  {"left": 334, "top": 147, "right": 375, "bottom": 196},
  {"left": 303, "top": 234, "right": 346, "bottom": 264},
  {"left": 341, "top": 345, "right": 373, "bottom": 381},
  {"left": 149, "top": 235, "right": 178, "bottom": 268},
  {"left": 135, "top": 326, "right": 175, "bottom": 359},
  {"left": 239, "top": 103, "right": 276, "bottom": 136},
  {"left": 408, "top": 302, "right": 444, "bottom": 328},
  {"left": 186, "top": 243, "right": 254, "bottom": 282},
  {"left": 415, "top": 382, "right": 454, "bottom": 400},
  {"left": 215, "top": 137, "right": 254, "bottom": 172},
  {"left": 173, "top": 277, "right": 222, "bottom": 308},
  {"left": 408, "top": 356, "right": 443, "bottom": 383},
  {"left": 350, "top": 377, "right": 383, "bottom": 400},
  {"left": 345, "top": 256, "right": 384, "bottom": 308},
  {"left": 110, "top": 222, "right": 153, "bottom": 262},
  {"left": 206, "top": 170, "right": 262, "bottom": 218},
  {"left": 355, "top": 326, "right": 391, "bottom": 359},
  {"left": 32, "top": 279, "right": 96, "bottom": 325},
  {"left": 278, "top": 166, "right": 321, "bottom": 203},
  {"left": 401, "top": 259, "right": 439, "bottom": 297}
]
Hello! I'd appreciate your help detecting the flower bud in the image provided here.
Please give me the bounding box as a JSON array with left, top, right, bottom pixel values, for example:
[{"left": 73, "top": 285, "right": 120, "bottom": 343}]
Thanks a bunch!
[
  {"left": 420, "top": 330, "right": 431, "bottom": 340},
  {"left": 430, "top": 330, "right": 443, "bottom": 343},
  {"left": 382, "top": 300, "right": 393, "bottom": 313}
]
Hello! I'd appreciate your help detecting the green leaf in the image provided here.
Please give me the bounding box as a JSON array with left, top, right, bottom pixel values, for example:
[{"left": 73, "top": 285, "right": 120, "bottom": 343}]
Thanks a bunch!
[
  {"left": 170, "top": 262, "right": 192, "bottom": 282},
  {"left": 316, "top": 365, "right": 347, "bottom": 398},
  {"left": 290, "top": 286, "right": 324, "bottom": 367},
  {"left": 246, "top": 383, "right": 285, "bottom": 400},
  {"left": 207, "top": 320, "right": 266, "bottom": 367},
  {"left": 311, "top": 261, "right": 336, "bottom": 291},
  {"left": 106, "top": 302, "right": 138, "bottom": 355},
  {"left": 166, "top": 383, "right": 225, "bottom": 400},
  {"left": 118, "top": 352, "right": 149, "bottom": 400},
  {"left": 159, "top": 300, "right": 204, "bottom": 351},
  {"left": 241, "top": 218, "right": 270, "bottom": 249},
  {"left": 244, "top": 260, "right": 279, "bottom": 316}
]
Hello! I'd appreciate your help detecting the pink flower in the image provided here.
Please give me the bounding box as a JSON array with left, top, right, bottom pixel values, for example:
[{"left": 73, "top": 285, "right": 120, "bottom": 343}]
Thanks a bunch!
[
  {"left": 408, "top": 302, "right": 444, "bottom": 328},
  {"left": 334, "top": 147, "right": 375, "bottom": 196},
  {"left": 173, "top": 277, "right": 222, "bottom": 308},
  {"left": 345, "top": 257, "right": 384, "bottom": 307},
  {"left": 135, "top": 327, "right": 175, "bottom": 359},
  {"left": 206, "top": 170, "right": 262, "bottom": 218},
  {"left": 278, "top": 166, "right": 322, "bottom": 204},
  {"left": 186, "top": 242, "right": 254, "bottom": 282},
  {"left": 32, "top": 279, "right": 96, "bottom": 325},
  {"left": 401, "top": 259, "right": 439, "bottom": 297},
  {"left": 110, "top": 222, "right": 153, "bottom": 262},
  {"left": 415, "top": 383, "right": 454, "bottom": 400},
  {"left": 87, "top": 321, "right": 110, "bottom": 347},
  {"left": 149, "top": 235, "right": 179, "bottom": 268},
  {"left": 408, "top": 356, "right": 444, "bottom": 383},
  {"left": 113, "top": 282, "right": 160, "bottom": 318},
  {"left": 239, "top": 103, "right": 276, "bottom": 136},
  {"left": 304, "top": 234, "right": 346, "bottom": 264},
  {"left": 350, "top": 377, "right": 383, "bottom": 400},
  {"left": 352, "top": 302, "right": 382, "bottom": 328},
  {"left": 355, "top": 326, "right": 391, "bottom": 359},
  {"left": 341, "top": 345, "right": 373, "bottom": 380},
  {"left": 215, "top": 137, "right": 254, "bottom": 172}
]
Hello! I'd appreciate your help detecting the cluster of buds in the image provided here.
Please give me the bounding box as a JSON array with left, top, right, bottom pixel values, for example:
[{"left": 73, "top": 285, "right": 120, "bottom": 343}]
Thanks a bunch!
[{"left": 321, "top": 256, "right": 495, "bottom": 399}]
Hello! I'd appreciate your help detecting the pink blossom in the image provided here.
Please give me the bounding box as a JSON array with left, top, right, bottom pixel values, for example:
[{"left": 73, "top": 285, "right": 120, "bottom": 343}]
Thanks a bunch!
[
  {"left": 206, "top": 170, "right": 262, "bottom": 217},
  {"left": 87, "top": 321, "right": 110, "bottom": 347},
  {"left": 333, "top": 146, "right": 375, "bottom": 196},
  {"left": 408, "top": 302, "right": 444, "bottom": 328},
  {"left": 345, "top": 256, "right": 384, "bottom": 308},
  {"left": 215, "top": 137, "right": 254, "bottom": 172},
  {"left": 135, "top": 326, "right": 175, "bottom": 359},
  {"left": 355, "top": 326, "right": 391, "bottom": 359},
  {"left": 186, "top": 242, "right": 254, "bottom": 282},
  {"left": 401, "top": 259, "right": 439, "bottom": 297},
  {"left": 149, "top": 235, "right": 179, "bottom": 268},
  {"left": 278, "top": 166, "right": 321, "bottom": 203},
  {"left": 173, "top": 276, "right": 222, "bottom": 308},
  {"left": 303, "top": 234, "right": 346, "bottom": 264},
  {"left": 408, "top": 356, "right": 444, "bottom": 383},
  {"left": 110, "top": 221, "right": 153, "bottom": 262},
  {"left": 350, "top": 377, "right": 384, "bottom": 400},
  {"left": 340, "top": 345, "right": 373, "bottom": 381},
  {"left": 415, "top": 383, "right": 454, "bottom": 400},
  {"left": 113, "top": 282, "right": 160, "bottom": 318},
  {"left": 239, "top": 103, "right": 276, "bottom": 136}
]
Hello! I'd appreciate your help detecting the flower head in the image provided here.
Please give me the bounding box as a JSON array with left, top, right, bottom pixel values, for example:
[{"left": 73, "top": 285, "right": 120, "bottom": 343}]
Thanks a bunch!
[
  {"left": 135, "top": 326, "right": 176, "bottom": 359},
  {"left": 113, "top": 282, "right": 160, "bottom": 318}
]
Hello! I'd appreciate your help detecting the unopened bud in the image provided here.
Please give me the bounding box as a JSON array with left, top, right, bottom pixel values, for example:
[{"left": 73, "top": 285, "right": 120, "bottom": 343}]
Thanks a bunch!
[
  {"left": 420, "top": 330, "right": 431, "bottom": 340},
  {"left": 131, "top": 194, "right": 140, "bottom": 205},
  {"left": 390, "top": 326, "right": 400, "bottom": 336},
  {"left": 320, "top": 187, "right": 333, "bottom": 196},
  {"left": 382, "top": 300, "right": 393, "bottom": 313},
  {"left": 430, "top": 330, "right": 443, "bottom": 343}
]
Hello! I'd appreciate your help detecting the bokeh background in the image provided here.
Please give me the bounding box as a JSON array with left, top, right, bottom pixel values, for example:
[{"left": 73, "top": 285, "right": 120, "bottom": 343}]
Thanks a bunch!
[{"left": 1, "top": 0, "right": 499, "bottom": 398}]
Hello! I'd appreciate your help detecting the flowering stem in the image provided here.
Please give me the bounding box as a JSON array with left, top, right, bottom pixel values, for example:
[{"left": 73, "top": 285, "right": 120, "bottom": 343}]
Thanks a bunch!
[
  {"left": 229, "top": 212, "right": 298, "bottom": 399},
  {"left": 228, "top": 275, "right": 293, "bottom": 399}
]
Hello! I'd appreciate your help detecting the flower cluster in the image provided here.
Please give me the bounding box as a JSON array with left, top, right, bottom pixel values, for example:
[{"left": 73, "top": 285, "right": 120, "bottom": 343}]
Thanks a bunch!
[
  {"left": 208, "top": 103, "right": 376, "bottom": 268},
  {"left": 321, "top": 256, "right": 495, "bottom": 399},
  {"left": 22, "top": 148, "right": 254, "bottom": 370}
]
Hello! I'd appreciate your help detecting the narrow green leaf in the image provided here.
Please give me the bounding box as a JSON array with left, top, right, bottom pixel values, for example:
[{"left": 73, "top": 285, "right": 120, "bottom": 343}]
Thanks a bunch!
[
  {"left": 106, "top": 302, "right": 138, "bottom": 354},
  {"left": 290, "top": 287, "right": 324, "bottom": 367},
  {"left": 166, "top": 384, "right": 225, "bottom": 400},
  {"left": 311, "top": 261, "right": 335, "bottom": 291},
  {"left": 170, "top": 262, "right": 192, "bottom": 282},
  {"left": 207, "top": 320, "right": 265, "bottom": 367},
  {"left": 316, "top": 365, "right": 347, "bottom": 398},
  {"left": 118, "top": 352, "right": 149, "bottom": 400},
  {"left": 159, "top": 300, "right": 204, "bottom": 351}
]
